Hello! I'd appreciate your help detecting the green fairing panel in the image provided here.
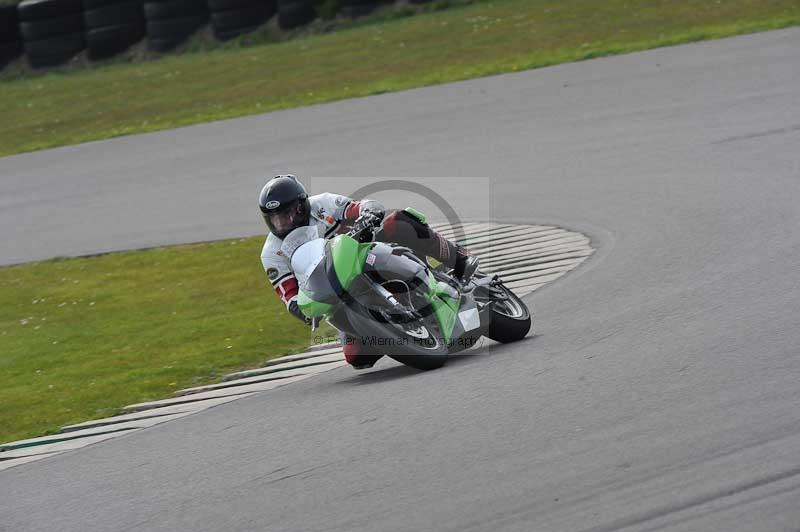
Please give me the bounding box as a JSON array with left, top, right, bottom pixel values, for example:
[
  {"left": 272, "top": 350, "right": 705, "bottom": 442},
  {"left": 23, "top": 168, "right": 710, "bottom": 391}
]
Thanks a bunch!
[
  {"left": 330, "top": 235, "right": 371, "bottom": 290},
  {"left": 297, "top": 291, "right": 333, "bottom": 318},
  {"left": 425, "top": 274, "right": 460, "bottom": 341}
]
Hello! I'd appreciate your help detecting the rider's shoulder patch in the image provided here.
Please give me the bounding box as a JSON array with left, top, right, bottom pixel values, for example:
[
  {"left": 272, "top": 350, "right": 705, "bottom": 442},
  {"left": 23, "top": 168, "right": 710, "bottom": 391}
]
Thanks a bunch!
[{"left": 267, "top": 268, "right": 279, "bottom": 281}]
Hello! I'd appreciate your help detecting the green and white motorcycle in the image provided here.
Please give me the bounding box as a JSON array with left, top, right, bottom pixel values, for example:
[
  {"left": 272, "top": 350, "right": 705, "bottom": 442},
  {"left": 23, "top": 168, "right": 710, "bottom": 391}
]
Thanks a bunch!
[{"left": 284, "top": 211, "right": 532, "bottom": 370}]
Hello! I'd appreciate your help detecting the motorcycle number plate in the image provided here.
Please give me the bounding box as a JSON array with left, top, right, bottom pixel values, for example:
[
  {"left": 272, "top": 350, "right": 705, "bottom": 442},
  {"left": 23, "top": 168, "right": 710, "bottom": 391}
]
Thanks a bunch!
[{"left": 458, "top": 308, "right": 480, "bottom": 332}]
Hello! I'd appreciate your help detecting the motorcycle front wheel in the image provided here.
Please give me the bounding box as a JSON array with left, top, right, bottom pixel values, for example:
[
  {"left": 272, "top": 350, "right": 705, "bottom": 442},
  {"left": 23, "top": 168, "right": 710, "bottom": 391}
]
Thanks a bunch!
[{"left": 345, "top": 306, "right": 449, "bottom": 371}]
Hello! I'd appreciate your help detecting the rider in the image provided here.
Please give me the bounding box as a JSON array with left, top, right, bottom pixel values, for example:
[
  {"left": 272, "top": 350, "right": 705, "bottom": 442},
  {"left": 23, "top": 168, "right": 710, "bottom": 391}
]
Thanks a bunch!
[{"left": 259, "top": 174, "right": 478, "bottom": 369}]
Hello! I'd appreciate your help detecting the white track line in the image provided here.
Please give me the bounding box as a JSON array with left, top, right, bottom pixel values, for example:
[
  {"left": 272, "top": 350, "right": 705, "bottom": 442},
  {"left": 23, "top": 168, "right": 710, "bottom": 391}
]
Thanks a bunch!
[
  {"left": 478, "top": 245, "right": 592, "bottom": 268},
  {"left": 491, "top": 257, "right": 590, "bottom": 279},
  {"left": 469, "top": 233, "right": 582, "bottom": 254},
  {"left": 472, "top": 236, "right": 590, "bottom": 261},
  {"left": 456, "top": 226, "right": 563, "bottom": 246},
  {"left": 174, "top": 360, "right": 345, "bottom": 397},
  {"left": 122, "top": 374, "right": 314, "bottom": 413},
  {"left": 214, "top": 352, "right": 344, "bottom": 384},
  {"left": 60, "top": 394, "right": 256, "bottom": 433}
]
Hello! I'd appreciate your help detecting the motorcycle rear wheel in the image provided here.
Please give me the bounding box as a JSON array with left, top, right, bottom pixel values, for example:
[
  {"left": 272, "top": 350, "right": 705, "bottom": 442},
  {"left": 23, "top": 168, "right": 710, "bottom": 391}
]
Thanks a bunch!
[{"left": 487, "top": 285, "right": 532, "bottom": 343}]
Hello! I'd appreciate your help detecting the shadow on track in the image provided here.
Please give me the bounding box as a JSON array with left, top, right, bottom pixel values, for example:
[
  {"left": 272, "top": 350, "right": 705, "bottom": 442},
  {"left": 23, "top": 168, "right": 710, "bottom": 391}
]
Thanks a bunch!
[{"left": 330, "top": 335, "right": 539, "bottom": 387}]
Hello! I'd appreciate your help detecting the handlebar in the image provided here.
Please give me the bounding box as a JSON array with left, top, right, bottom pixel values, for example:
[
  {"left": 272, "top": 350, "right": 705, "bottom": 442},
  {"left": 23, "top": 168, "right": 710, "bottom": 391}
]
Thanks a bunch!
[{"left": 348, "top": 213, "right": 382, "bottom": 243}]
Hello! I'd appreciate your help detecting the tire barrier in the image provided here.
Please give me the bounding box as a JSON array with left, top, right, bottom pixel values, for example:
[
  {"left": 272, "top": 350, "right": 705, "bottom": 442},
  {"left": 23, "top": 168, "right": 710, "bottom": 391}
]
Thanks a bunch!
[
  {"left": 0, "top": 5, "right": 23, "bottom": 68},
  {"left": 3, "top": 0, "right": 445, "bottom": 70},
  {"left": 82, "top": 0, "right": 145, "bottom": 59},
  {"left": 209, "top": 0, "right": 275, "bottom": 41},
  {"left": 144, "top": 0, "right": 207, "bottom": 52},
  {"left": 17, "top": 0, "right": 86, "bottom": 67},
  {"left": 277, "top": 0, "right": 313, "bottom": 30},
  {"left": 340, "top": 0, "right": 381, "bottom": 18}
]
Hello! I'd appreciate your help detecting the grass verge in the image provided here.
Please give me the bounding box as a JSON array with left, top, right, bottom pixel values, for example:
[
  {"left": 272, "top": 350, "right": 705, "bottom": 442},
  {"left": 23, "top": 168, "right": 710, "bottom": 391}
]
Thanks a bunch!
[
  {"left": 1, "top": 0, "right": 799, "bottom": 157},
  {"left": 0, "top": 236, "right": 338, "bottom": 443}
]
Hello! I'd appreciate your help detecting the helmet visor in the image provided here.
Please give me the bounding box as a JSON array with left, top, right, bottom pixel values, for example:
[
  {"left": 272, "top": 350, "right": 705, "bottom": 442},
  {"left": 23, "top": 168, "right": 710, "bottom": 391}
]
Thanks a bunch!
[{"left": 263, "top": 200, "right": 302, "bottom": 238}]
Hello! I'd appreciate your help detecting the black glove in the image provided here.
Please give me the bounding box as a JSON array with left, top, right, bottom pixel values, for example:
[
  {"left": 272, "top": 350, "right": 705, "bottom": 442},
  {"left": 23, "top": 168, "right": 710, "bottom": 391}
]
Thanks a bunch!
[
  {"left": 288, "top": 297, "right": 321, "bottom": 328},
  {"left": 288, "top": 297, "right": 309, "bottom": 323},
  {"left": 358, "top": 199, "right": 385, "bottom": 222}
]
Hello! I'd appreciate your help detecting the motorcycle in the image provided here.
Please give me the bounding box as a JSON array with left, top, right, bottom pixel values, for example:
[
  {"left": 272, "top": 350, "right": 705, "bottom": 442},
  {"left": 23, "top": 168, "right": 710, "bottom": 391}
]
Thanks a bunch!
[{"left": 283, "top": 212, "right": 532, "bottom": 370}]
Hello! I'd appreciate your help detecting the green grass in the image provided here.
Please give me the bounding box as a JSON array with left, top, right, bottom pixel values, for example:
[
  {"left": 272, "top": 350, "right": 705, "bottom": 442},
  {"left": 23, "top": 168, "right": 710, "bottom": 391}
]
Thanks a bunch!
[
  {"left": 0, "top": 236, "right": 339, "bottom": 443},
  {"left": 1, "top": 0, "right": 799, "bottom": 157}
]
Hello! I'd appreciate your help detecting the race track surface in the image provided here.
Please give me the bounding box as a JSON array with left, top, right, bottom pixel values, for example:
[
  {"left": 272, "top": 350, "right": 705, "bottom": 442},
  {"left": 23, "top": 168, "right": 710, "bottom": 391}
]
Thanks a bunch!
[{"left": 2, "top": 28, "right": 800, "bottom": 532}]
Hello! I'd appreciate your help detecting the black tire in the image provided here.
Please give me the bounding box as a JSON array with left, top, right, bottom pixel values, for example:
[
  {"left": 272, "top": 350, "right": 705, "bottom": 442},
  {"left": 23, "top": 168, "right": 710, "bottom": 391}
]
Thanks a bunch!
[
  {"left": 83, "top": 0, "right": 141, "bottom": 9},
  {"left": 0, "top": 40, "right": 23, "bottom": 67},
  {"left": 20, "top": 14, "right": 84, "bottom": 40},
  {"left": 210, "top": 4, "right": 267, "bottom": 33},
  {"left": 212, "top": 24, "right": 261, "bottom": 40},
  {"left": 0, "top": 5, "right": 21, "bottom": 42},
  {"left": 146, "top": 14, "right": 205, "bottom": 37},
  {"left": 18, "top": 0, "right": 83, "bottom": 21},
  {"left": 84, "top": 2, "right": 143, "bottom": 28},
  {"left": 24, "top": 31, "right": 85, "bottom": 66},
  {"left": 340, "top": 0, "right": 379, "bottom": 17},
  {"left": 277, "top": 0, "right": 313, "bottom": 29},
  {"left": 345, "top": 306, "right": 448, "bottom": 371},
  {"left": 86, "top": 23, "right": 143, "bottom": 58},
  {"left": 143, "top": 0, "right": 207, "bottom": 19},
  {"left": 208, "top": 0, "right": 273, "bottom": 11},
  {"left": 146, "top": 36, "right": 182, "bottom": 51},
  {"left": 487, "top": 285, "right": 532, "bottom": 343}
]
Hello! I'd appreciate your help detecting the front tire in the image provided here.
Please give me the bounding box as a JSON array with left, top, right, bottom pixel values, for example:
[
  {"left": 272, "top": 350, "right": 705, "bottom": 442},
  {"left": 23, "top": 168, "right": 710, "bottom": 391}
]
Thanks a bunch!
[
  {"left": 346, "top": 307, "right": 449, "bottom": 371},
  {"left": 488, "top": 285, "right": 532, "bottom": 343}
]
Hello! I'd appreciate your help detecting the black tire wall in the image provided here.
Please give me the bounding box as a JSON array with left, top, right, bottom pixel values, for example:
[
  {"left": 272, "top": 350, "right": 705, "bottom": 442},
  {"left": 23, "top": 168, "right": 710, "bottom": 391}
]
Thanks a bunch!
[
  {"left": 209, "top": 0, "right": 275, "bottom": 41},
  {"left": 82, "top": 0, "right": 145, "bottom": 59},
  {"left": 340, "top": 0, "right": 381, "bottom": 18},
  {"left": 17, "top": 0, "right": 86, "bottom": 67},
  {"left": 277, "top": 0, "right": 314, "bottom": 30},
  {"left": 144, "top": 0, "right": 207, "bottom": 52},
  {"left": 0, "top": 5, "right": 23, "bottom": 67}
]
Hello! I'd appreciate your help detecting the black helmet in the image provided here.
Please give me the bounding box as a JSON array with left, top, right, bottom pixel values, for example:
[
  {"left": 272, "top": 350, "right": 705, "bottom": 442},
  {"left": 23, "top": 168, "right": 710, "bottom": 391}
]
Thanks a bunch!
[{"left": 258, "top": 175, "right": 311, "bottom": 239}]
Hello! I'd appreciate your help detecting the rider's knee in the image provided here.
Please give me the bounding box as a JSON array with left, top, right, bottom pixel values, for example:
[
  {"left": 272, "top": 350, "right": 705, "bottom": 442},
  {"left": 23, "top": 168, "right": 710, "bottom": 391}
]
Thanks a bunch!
[{"left": 383, "top": 209, "right": 429, "bottom": 240}]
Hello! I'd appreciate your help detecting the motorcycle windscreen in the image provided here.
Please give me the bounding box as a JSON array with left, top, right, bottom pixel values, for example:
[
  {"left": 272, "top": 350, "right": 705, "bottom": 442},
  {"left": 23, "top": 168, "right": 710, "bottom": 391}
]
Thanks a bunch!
[
  {"left": 281, "top": 225, "right": 324, "bottom": 260},
  {"left": 291, "top": 239, "right": 339, "bottom": 305}
]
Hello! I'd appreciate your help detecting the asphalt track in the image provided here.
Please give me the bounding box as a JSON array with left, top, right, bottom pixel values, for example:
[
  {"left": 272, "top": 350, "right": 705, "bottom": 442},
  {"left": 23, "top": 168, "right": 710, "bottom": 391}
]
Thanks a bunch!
[{"left": 2, "top": 27, "right": 800, "bottom": 532}]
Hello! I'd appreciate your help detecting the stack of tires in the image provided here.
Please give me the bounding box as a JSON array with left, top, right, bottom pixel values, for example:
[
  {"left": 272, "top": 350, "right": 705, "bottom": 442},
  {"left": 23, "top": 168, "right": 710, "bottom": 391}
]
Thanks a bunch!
[
  {"left": 276, "top": 0, "right": 313, "bottom": 30},
  {"left": 209, "top": 0, "right": 275, "bottom": 41},
  {"left": 18, "top": 0, "right": 86, "bottom": 67},
  {"left": 82, "top": 0, "right": 145, "bottom": 60},
  {"left": 144, "top": 0, "right": 207, "bottom": 52},
  {"left": 340, "top": 0, "right": 381, "bottom": 18},
  {"left": 0, "top": 4, "right": 23, "bottom": 68}
]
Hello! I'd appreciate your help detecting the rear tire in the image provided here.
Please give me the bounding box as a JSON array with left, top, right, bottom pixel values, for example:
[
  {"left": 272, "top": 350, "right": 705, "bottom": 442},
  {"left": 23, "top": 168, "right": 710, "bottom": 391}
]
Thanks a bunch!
[{"left": 487, "top": 285, "right": 532, "bottom": 343}]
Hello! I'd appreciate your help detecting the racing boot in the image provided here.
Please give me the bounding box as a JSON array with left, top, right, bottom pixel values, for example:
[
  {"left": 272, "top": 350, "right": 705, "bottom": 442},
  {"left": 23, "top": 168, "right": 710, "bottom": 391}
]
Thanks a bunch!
[{"left": 453, "top": 248, "right": 480, "bottom": 284}]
